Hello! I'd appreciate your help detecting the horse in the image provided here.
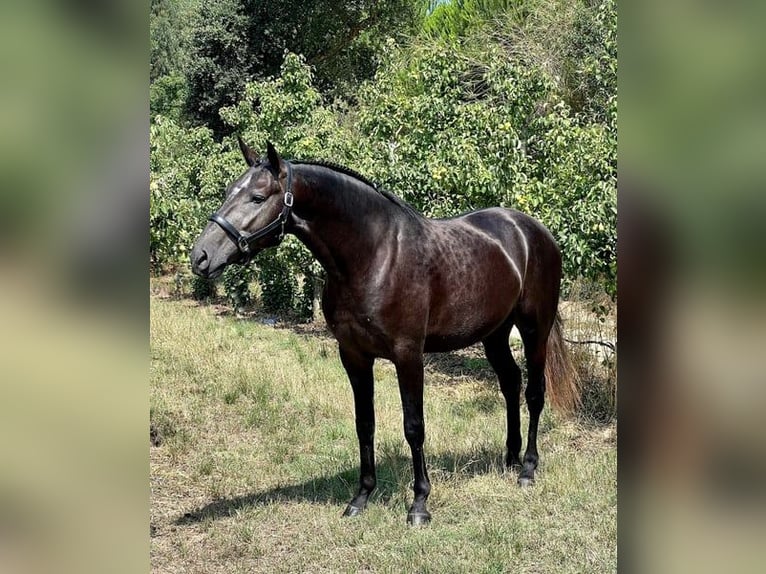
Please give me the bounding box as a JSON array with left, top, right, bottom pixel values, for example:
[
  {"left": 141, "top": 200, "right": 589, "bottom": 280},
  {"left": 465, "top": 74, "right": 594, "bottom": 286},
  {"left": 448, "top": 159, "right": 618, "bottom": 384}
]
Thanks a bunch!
[{"left": 190, "top": 138, "right": 579, "bottom": 525}]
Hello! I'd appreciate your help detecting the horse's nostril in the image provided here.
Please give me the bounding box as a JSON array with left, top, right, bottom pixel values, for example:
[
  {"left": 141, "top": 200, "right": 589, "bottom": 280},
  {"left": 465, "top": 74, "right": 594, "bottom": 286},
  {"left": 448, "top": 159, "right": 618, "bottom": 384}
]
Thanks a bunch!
[{"left": 194, "top": 249, "right": 209, "bottom": 273}]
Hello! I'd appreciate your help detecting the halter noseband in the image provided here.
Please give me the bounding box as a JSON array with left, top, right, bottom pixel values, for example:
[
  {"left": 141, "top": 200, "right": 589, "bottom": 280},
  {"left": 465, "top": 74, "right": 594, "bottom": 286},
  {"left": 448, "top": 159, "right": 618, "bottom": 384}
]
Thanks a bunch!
[{"left": 208, "top": 162, "right": 294, "bottom": 255}]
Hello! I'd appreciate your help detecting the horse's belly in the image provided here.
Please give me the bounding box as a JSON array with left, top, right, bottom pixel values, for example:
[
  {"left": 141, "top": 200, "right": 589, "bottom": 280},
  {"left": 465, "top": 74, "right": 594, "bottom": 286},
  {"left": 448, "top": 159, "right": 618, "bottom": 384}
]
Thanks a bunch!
[
  {"left": 424, "top": 262, "right": 520, "bottom": 351},
  {"left": 423, "top": 329, "right": 495, "bottom": 353},
  {"left": 424, "top": 305, "right": 510, "bottom": 351}
]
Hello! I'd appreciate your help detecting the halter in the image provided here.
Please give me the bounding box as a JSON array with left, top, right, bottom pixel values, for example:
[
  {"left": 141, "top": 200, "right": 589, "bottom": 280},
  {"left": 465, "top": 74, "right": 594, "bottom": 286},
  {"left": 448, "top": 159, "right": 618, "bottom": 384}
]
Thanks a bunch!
[{"left": 208, "top": 162, "right": 294, "bottom": 254}]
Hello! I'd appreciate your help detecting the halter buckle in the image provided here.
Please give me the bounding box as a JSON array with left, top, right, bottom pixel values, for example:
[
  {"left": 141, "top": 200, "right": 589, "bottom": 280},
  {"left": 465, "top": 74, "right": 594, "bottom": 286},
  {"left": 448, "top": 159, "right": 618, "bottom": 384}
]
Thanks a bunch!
[
  {"left": 237, "top": 236, "right": 251, "bottom": 253},
  {"left": 284, "top": 191, "right": 294, "bottom": 207}
]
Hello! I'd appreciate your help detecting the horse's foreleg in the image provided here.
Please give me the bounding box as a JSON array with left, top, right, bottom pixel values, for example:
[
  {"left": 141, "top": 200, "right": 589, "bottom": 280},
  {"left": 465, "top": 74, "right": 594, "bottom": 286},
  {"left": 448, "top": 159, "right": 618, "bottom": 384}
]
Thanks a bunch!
[
  {"left": 339, "top": 347, "right": 376, "bottom": 517},
  {"left": 394, "top": 353, "right": 431, "bottom": 525}
]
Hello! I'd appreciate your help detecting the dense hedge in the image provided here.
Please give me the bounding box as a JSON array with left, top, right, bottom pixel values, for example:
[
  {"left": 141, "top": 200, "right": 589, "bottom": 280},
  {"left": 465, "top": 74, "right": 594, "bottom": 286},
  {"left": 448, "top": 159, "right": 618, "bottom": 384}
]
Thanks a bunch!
[{"left": 150, "top": 0, "right": 616, "bottom": 317}]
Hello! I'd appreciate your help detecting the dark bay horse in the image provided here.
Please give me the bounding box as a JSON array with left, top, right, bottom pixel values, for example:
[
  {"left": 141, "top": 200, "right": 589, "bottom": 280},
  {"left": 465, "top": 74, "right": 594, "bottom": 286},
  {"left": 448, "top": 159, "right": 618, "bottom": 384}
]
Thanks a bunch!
[{"left": 190, "top": 139, "right": 579, "bottom": 525}]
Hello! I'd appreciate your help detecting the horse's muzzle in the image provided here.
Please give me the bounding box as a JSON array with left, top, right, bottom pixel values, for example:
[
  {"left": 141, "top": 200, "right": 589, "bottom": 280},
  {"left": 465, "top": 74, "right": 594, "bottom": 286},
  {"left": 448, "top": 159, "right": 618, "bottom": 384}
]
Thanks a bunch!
[{"left": 190, "top": 247, "right": 209, "bottom": 277}]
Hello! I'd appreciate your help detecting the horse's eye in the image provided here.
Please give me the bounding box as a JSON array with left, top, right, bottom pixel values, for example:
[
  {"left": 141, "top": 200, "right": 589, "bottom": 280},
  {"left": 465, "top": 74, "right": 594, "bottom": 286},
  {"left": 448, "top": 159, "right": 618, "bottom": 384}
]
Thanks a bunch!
[{"left": 252, "top": 195, "right": 266, "bottom": 204}]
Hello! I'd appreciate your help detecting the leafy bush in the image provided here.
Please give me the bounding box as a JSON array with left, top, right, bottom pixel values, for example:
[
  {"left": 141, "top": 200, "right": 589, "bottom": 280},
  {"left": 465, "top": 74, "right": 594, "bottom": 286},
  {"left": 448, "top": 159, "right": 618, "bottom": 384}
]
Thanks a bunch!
[
  {"left": 257, "top": 251, "right": 295, "bottom": 314},
  {"left": 150, "top": 73, "right": 189, "bottom": 121},
  {"left": 255, "top": 237, "right": 322, "bottom": 320},
  {"left": 183, "top": 1, "right": 424, "bottom": 134},
  {"left": 191, "top": 275, "right": 216, "bottom": 301},
  {"left": 149, "top": 115, "right": 243, "bottom": 271},
  {"left": 354, "top": 38, "right": 616, "bottom": 294},
  {"left": 149, "top": 116, "right": 215, "bottom": 270},
  {"left": 222, "top": 265, "right": 255, "bottom": 311}
]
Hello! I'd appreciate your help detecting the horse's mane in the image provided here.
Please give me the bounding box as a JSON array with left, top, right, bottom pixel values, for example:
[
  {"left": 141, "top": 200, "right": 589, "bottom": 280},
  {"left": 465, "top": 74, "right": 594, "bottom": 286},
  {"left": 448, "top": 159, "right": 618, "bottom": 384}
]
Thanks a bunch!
[{"left": 291, "top": 159, "right": 421, "bottom": 218}]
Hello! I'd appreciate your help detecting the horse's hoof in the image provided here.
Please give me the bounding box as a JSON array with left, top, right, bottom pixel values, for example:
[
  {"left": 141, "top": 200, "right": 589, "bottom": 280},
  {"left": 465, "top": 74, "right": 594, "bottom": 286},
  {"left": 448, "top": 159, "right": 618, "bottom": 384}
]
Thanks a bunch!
[
  {"left": 342, "top": 504, "right": 364, "bottom": 517},
  {"left": 406, "top": 511, "right": 432, "bottom": 526},
  {"left": 518, "top": 476, "right": 535, "bottom": 488}
]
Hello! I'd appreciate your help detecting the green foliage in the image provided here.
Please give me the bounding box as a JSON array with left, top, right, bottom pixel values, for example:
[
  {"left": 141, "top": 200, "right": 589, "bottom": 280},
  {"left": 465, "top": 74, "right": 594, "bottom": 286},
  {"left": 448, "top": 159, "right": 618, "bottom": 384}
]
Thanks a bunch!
[
  {"left": 423, "top": 0, "right": 524, "bottom": 39},
  {"left": 562, "top": 0, "right": 617, "bottom": 126},
  {"left": 149, "top": 115, "right": 240, "bottom": 270},
  {"left": 254, "top": 237, "right": 322, "bottom": 320},
  {"left": 354, "top": 42, "right": 546, "bottom": 217},
  {"left": 353, "top": 35, "right": 615, "bottom": 293},
  {"left": 149, "top": 116, "right": 203, "bottom": 269},
  {"left": 150, "top": 0, "right": 183, "bottom": 80},
  {"left": 220, "top": 53, "right": 329, "bottom": 151},
  {"left": 222, "top": 265, "right": 255, "bottom": 311},
  {"left": 183, "top": 0, "right": 250, "bottom": 136},
  {"left": 150, "top": 0, "right": 197, "bottom": 81},
  {"left": 190, "top": 275, "right": 216, "bottom": 301},
  {"left": 150, "top": 0, "right": 617, "bottom": 312},
  {"left": 256, "top": 250, "right": 296, "bottom": 315},
  {"left": 184, "top": 1, "right": 423, "bottom": 134},
  {"left": 523, "top": 103, "right": 616, "bottom": 297},
  {"left": 492, "top": 0, "right": 617, "bottom": 131},
  {"left": 150, "top": 72, "right": 189, "bottom": 121}
]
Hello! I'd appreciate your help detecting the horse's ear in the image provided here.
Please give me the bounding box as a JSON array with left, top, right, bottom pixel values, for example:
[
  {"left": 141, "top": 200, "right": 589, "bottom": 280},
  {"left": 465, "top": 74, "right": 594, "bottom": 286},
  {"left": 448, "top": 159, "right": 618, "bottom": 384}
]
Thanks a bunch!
[
  {"left": 266, "top": 141, "right": 286, "bottom": 176},
  {"left": 237, "top": 134, "right": 258, "bottom": 167}
]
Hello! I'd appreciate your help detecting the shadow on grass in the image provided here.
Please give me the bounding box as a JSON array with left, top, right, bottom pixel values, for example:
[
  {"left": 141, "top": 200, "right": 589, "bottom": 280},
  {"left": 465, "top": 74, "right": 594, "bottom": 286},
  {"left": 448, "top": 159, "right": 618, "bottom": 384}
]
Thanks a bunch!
[
  {"left": 175, "top": 448, "right": 506, "bottom": 526},
  {"left": 423, "top": 350, "right": 499, "bottom": 385}
]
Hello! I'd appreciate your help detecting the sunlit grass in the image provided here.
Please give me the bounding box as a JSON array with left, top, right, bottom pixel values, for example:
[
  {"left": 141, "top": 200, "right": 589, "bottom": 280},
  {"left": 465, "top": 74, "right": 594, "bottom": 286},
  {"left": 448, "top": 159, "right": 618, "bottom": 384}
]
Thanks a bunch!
[{"left": 151, "top": 295, "right": 616, "bottom": 573}]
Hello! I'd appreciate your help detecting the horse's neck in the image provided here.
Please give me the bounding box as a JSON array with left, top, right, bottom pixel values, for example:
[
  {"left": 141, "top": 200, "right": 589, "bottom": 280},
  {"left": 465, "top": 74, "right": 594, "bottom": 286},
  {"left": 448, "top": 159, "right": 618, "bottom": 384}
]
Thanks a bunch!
[{"left": 291, "top": 167, "right": 396, "bottom": 280}]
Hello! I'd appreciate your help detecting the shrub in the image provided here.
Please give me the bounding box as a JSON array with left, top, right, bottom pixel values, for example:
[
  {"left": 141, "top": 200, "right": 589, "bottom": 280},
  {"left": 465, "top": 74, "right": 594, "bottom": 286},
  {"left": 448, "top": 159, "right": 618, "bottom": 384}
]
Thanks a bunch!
[
  {"left": 149, "top": 116, "right": 217, "bottom": 270},
  {"left": 190, "top": 275, "right": 216, "bottom": 301},
  {"left": 222, "top": 265, "right": 255, "bottom": 312}
]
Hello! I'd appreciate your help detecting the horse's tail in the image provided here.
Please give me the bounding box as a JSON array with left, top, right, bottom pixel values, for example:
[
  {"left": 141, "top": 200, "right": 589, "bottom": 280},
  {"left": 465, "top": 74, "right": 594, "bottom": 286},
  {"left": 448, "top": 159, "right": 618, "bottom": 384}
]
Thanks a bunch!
[{"left": 545, "top": 311, "right": 581, "bottom": 415}]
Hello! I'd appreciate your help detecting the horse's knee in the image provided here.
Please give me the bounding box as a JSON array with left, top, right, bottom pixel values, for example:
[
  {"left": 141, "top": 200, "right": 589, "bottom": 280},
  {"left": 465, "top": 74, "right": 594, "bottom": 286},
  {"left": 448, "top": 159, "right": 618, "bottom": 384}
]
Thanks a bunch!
[
  {"left": 403, "top": 419, "right": 425, "bottom": 446},
  {"left": 355, "top": 419, "right": 375, "bottom": 440}
]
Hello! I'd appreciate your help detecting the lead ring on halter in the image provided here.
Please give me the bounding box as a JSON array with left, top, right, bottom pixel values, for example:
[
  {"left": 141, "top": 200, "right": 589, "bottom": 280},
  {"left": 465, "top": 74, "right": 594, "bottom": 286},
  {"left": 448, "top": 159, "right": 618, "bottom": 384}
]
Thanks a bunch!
[{"left": 208, "top": 162, "right": 294, "bottom": 254}]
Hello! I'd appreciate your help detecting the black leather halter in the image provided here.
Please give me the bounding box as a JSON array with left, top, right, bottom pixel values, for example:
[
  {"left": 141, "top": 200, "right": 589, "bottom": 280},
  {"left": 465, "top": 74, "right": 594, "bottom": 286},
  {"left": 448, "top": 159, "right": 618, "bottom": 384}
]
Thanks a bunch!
[{"left": 208, "top": 162, "right": 294, "bottom": 254}]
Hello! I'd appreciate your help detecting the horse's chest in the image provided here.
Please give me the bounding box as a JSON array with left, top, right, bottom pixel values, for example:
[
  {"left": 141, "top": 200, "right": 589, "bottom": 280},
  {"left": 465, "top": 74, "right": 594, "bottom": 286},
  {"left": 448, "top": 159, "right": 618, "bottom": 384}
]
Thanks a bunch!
[{"left": 322, "top": 291, "right": 392, "bottom": 357}]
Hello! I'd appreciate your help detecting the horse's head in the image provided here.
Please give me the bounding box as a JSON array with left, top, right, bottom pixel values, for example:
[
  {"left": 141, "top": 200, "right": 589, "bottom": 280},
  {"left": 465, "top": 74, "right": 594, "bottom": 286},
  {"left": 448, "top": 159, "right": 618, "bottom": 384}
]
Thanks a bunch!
[{"left": 190, "top": 138, "right": 290, "bottom": 279}]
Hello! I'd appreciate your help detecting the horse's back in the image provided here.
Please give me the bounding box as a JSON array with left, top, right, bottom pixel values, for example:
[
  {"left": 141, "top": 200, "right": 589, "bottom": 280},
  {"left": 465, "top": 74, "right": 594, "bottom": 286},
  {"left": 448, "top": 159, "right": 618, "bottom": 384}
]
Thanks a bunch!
[
  {"left": 461, "top": 206, "right": 556, "bottom": 251},
  {"left": 461, "top": 207, "right": 561, "bottom": 275}
]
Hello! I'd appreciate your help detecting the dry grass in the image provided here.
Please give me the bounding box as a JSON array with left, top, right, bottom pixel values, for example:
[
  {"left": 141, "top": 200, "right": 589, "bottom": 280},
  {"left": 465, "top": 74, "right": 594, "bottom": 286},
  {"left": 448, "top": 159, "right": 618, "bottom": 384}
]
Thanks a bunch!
[
  {"left": 150, "top": 294, "right": 616, "bottom": 573},
  {"left": 560, "top": 284, "right": 617, "bottom": 424}
]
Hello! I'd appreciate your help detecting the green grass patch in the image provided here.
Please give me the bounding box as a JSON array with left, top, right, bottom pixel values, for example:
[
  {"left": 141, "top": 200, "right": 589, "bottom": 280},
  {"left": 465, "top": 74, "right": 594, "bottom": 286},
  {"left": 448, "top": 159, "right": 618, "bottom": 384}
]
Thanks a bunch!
[{"left": 151, "top": 296, "right": 616, "bottom": 573}]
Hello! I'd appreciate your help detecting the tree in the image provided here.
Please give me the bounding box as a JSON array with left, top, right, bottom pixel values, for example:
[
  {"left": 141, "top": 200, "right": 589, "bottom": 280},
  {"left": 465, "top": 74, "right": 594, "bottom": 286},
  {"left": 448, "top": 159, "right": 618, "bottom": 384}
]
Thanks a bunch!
[
  {"left": 184, "top": 0, "right": 424, "bottom": 136},
  {"left": 150, "top": 0, "right": 189, "bottom": 81},
  {"left": 184, "top": 0, "right": 251, "bottom": 136}
]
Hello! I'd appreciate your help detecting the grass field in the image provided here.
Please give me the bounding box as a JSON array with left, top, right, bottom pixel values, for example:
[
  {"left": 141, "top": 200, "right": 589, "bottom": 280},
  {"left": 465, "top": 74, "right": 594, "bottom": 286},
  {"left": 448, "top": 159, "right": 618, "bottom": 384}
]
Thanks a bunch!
[{"left": 150, "top": 294, "right": 616, "bottom": 573}]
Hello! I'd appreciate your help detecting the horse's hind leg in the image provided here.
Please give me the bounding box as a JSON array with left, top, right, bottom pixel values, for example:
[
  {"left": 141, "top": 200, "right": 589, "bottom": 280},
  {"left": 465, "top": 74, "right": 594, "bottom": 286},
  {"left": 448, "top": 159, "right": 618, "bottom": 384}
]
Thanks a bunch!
[
  {"left": 482, "top": 325, "right": 523, "bottom": 471},
  {"left": 516, "top": 314, "right": 554, "bottom": 487}
]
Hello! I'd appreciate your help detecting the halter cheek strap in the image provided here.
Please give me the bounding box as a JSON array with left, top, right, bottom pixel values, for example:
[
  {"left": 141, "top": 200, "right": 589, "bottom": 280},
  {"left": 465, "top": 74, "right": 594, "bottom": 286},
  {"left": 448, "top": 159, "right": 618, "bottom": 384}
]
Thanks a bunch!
[{"left": 208, "top": 162, "right": 294, "bottom": 254}]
